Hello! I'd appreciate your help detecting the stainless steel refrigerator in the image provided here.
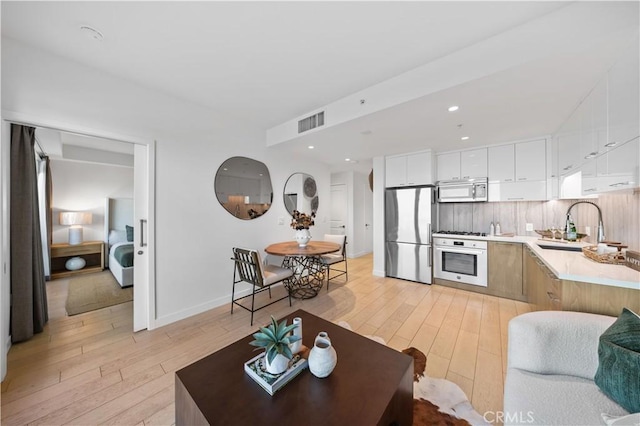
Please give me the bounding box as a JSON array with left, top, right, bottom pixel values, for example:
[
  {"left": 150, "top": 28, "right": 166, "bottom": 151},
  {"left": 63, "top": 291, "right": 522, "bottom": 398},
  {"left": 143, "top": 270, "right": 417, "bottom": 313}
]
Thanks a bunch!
[{"left": 385, "top": 186, "right": 435, "bottom": 284}]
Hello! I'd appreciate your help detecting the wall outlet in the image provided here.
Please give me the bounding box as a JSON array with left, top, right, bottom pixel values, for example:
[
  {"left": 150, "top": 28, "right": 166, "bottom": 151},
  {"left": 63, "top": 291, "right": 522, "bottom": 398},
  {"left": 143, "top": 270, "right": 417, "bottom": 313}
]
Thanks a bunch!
[
  {"left": 585, "top": 226, "right": 591, "bottom": 236},
  {"left": 525, "top": 223, "right": 534, "bottom": 232},
  {"left": 278, "top": 217, "right": 285, "bottom": 225}
]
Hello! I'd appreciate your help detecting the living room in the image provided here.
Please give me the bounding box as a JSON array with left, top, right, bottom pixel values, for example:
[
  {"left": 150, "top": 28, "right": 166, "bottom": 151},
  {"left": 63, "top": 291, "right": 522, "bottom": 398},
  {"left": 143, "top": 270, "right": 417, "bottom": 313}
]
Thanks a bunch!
[{"left": 2, "top": 2, "right": 639, "bottom": 425}]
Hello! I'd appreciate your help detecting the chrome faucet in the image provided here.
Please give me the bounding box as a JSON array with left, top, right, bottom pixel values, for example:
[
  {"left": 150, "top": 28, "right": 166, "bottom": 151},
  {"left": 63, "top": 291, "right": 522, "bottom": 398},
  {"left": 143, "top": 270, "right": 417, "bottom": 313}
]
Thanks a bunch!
[{"left": 566, "top": 201, "right": 605, "bottom": 243}]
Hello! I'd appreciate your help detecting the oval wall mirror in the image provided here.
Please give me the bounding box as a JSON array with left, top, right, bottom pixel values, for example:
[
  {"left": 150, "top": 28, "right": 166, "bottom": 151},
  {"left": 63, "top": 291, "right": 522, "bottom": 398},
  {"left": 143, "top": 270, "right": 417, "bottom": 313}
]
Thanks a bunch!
[
  {"left": 214, "top": 156, "right": 273, "bottom": 220},
  {"left": 283, "top": 173, "right": 318, "bottom": 216}
]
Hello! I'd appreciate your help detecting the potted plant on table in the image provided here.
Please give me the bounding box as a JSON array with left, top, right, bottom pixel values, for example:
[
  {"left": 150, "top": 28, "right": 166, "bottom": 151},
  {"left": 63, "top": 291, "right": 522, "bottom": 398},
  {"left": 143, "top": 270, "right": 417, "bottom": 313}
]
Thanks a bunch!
[
  {"left": 291, "top": 210, "right": 316, "bottom": 247},
  {"left": 249, "top": 316, "right": 301, "bottom": 374}
]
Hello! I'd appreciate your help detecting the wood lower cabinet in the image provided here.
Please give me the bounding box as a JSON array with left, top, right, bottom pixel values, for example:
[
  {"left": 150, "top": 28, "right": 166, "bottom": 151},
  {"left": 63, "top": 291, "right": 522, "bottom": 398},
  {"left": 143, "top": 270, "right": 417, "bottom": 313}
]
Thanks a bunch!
[
  {"left": 488, "top": 241, "right": 525, "bottom": 301},
  {"left": 523, "top": 246, "right": 562, "bottom": 311},
  {"left": 50, "top": 241, "right": 105, "bottom": 279},
  {"left": 523, "top": 245, "right": 639, "bottom": 316}
]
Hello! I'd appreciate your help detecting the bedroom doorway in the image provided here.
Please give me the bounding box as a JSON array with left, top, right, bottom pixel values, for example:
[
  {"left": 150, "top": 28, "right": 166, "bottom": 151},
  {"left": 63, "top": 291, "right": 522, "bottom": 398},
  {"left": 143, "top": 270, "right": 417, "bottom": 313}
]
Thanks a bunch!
[{"left": 0, "top": 114, "right": 155, "bottom": 335}]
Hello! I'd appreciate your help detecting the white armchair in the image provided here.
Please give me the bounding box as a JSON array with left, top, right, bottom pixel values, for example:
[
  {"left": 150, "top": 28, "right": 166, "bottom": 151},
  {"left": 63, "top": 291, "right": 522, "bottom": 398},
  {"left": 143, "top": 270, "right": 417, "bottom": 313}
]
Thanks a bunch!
[{"left": 504, "top": 311, "right": 629, "bottom": 426}]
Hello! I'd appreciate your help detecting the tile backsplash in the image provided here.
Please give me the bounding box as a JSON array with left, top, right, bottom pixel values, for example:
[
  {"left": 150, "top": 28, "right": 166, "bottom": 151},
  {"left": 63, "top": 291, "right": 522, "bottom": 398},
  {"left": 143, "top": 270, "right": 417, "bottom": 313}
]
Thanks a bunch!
[{"left": 437, "top": 190, "right": 640, "bottom": 250}]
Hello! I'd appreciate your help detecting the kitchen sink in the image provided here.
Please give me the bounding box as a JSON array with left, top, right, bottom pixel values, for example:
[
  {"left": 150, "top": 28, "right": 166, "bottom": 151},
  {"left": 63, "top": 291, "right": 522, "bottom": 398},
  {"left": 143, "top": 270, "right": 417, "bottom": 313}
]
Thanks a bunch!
[{"left": 536, "top": 242, "right": 585, "bottom": 252}]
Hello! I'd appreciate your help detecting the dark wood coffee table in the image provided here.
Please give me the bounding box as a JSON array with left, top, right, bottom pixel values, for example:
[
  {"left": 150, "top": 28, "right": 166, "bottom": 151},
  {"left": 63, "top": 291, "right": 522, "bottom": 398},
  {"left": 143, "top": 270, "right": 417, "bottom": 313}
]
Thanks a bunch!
[{"left": 175, "top": 309, "right": 413, "bottom": 425}]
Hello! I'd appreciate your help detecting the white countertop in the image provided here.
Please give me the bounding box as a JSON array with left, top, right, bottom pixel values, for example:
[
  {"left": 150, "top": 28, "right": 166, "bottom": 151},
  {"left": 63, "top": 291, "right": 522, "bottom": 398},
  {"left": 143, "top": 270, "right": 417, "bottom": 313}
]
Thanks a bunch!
[{"left": 432, "top": 233, "right": 640, "bottom": 290}]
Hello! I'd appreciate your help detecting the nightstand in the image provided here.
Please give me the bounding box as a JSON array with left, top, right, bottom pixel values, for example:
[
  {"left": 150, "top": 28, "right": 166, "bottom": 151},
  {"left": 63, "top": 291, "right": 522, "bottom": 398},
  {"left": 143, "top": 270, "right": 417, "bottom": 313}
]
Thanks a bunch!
[{"left": 50, "top": 241, "right": 105, "bottom": 279}]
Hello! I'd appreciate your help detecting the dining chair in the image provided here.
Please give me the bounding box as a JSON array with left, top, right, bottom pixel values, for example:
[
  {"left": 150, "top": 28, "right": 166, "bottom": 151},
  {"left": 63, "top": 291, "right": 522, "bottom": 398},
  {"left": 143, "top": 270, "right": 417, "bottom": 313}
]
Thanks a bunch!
[
  {"left": 231, "top": 247, "right": 293, "bottom": 325},
  {"left": 321, "top": 234, "right": 348, "bottom": 291}
]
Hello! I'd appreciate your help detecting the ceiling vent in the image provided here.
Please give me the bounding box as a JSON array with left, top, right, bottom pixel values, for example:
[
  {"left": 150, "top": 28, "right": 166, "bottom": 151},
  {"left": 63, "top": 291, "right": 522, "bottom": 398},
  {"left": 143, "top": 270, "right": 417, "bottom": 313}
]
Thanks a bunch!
[{"left": 298, "top": 111, "right": 325, "bottom": 134}]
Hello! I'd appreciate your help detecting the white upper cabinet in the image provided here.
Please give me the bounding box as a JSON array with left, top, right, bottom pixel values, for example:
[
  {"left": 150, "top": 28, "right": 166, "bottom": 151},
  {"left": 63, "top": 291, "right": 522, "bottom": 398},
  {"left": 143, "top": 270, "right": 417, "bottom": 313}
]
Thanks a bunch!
[
  {"left": 437, "top": 148, "right": 487, "bottom": 181},
  {"left": 558, "top": 112, "right": 581, "bottom": 175},
  {"left": 386, "top": 150, "right": 434, "bottom": 187},
  {"left": 608, "top": 50, "right": 640, "bottom": 148},
  {"left": 487, "top": 140, "right": 546, "bottom": 201},
  {"left": 488, "top": 140, "right": 545, "bottom": 183},
  {"left": 436, "top": 152, "right": 461, "bottom": 181},
  {"left": 488, "top": 144, "right": 515, "bottom": 182},
  {"left": 595, "top": 137, "right": 639, "bottom": 192},
  {"left": 515, "top": 140, "right": 546, "bottom": 181},
  {"left": 555, "top": 39, "right": 639, "bottom": 195},
  {"left": 385, "top": 156, "right": 407, "bottom": 187},
  {"left": 460, "top": 149, "right": 488, "bottom": 179}
]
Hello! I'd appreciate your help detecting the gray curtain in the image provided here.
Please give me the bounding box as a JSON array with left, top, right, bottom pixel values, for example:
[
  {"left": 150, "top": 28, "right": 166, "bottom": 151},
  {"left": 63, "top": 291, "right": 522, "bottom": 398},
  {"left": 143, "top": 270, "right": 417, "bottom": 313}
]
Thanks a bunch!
[{"left": 10, "top": 124, "right": 48, "bottom": 343}]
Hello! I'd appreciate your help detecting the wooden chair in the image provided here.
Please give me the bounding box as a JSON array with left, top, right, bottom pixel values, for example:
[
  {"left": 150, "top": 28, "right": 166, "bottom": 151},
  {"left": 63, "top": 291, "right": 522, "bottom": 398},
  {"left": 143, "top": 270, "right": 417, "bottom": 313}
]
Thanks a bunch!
[
  {"left": 321, "top": 234, "right": 348, "bottom": 291},
  {"left": 231, "top": 247, "right": 293, "bottom": 325}
]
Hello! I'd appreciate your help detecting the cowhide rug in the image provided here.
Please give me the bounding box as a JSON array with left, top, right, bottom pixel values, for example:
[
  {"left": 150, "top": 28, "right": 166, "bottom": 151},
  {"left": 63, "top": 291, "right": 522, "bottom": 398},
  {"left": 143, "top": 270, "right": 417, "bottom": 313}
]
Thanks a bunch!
[{"left": 338, "top": 322, "right": 489, "bottom": 426}]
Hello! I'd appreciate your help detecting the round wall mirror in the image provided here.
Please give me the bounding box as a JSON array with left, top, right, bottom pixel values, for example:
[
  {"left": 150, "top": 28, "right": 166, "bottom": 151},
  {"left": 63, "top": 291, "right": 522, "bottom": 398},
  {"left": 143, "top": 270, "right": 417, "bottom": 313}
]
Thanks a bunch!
[
  {"left": 283, "top": 173, "right": 318, "bottom": 216},
  {"left": 214, "top": 156, "right": 273, "bottom": 220}
]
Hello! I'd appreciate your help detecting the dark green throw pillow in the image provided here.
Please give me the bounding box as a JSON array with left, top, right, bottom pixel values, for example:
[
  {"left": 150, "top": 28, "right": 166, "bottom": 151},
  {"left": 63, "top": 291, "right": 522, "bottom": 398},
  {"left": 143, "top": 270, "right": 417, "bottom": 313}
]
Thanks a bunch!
[
  {"left": 125, "top": 225, "right": 134, "bottom": 242},
  {"left": 594, "top": 308, "right": 640, "bottom": 413}
]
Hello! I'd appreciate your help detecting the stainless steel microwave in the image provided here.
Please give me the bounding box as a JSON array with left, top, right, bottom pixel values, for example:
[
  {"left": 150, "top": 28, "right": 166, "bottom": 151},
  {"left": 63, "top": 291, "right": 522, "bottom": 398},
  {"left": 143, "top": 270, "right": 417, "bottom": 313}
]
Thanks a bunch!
[{"left": 436, "top": 178, "right": 488, "bottom": 203}]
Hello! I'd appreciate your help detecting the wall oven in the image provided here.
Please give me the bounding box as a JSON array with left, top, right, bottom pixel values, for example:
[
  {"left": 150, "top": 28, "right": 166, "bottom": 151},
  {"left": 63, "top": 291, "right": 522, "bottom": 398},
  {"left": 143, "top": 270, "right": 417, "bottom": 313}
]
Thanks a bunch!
[{"left": 433, "top": 237, "right": 488, "bottom": 287}]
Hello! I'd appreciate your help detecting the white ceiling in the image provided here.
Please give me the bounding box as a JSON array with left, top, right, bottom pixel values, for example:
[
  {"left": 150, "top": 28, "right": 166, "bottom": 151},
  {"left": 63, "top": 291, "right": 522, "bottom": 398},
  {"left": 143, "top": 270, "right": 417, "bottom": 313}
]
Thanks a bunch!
[{"left": 3, "top": 1, "right": 639, "bottom": 173}]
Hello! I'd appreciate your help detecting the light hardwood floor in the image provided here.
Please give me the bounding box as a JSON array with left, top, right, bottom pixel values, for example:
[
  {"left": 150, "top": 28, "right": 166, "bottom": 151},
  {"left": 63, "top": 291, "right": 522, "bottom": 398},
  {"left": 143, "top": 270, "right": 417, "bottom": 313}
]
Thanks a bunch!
[{"left": 1, "top": 254, "right": 531, "bottom": 425}]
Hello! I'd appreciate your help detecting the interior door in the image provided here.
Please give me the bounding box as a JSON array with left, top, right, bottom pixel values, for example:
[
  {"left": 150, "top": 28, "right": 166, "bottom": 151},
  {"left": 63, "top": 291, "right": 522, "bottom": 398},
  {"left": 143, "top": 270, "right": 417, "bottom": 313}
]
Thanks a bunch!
[
  {"left": 330, "top": 184, "right": 347, "bottom": 236},
  {"left": 363, "top": 182, "right": 373, "bottom": 253},
  {"left": 133, "top": 144, "right": 149, "bottom": 331}
]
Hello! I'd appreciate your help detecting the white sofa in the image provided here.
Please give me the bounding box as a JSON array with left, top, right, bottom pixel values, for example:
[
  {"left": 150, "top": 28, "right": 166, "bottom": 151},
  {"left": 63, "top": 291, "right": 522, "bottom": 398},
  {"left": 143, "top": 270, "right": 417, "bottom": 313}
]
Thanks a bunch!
[{"left": 504, "top": 311, "right": 629, "bottom": 426}]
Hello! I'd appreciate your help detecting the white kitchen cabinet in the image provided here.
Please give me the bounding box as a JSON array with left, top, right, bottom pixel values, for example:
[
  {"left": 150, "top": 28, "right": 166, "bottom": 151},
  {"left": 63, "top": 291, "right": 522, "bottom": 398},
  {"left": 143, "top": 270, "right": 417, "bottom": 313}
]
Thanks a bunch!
[
  {"left": 489, "top": 180, "right": 547, "bottom": 202},
  {"left": 407, "top": 151, "right": 434, "bottom": 185},
  {"left": 488, "top": 144, "right": 515, "bottom": 182},
  {"left": 436, "top": 152, "right": 461, "bottom": 181},
  {"left": 487, "top": 140, "right": 546, "bottom": 201},
  {"left": 608, "top": 50, "right": 640, "bottom": 148},
  {"left": 437, "top": 148, "right": 487, "bottom": 181},
  {"left": 386, "top": 150, "right": 434, "bottom": 187},
  {"left": 385, "top": 156, "right": 407, "bottom": 187},
  {"left": 581, "top": 159, "right": 598, "bottom": 196},
  {"left": 558, "top": 112, "right": 581, "bottom": 175},
  {"left": 546, "top": 138, "right": 559, "bottom": 199},
  {"left": 595, "top": 137, "right": 639, "bottom": 192},
  {"left": 460, "top": 148, "right": 487, "bottom": 179},
  {"left": 515, "top": 140, "right": 546, "bottom": 181}
]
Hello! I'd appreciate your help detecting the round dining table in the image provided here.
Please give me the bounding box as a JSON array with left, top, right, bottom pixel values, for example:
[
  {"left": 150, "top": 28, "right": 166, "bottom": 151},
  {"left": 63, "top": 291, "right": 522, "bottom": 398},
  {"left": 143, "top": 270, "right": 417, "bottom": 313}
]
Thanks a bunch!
[{"left": 265, "top": 241, "right": 341, "bottom": 299}]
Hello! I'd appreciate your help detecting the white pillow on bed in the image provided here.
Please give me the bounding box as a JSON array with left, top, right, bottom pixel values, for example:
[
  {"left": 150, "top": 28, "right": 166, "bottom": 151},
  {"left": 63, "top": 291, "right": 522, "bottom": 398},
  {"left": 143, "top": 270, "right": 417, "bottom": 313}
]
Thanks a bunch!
[{"left": 108, "top": 230, "right": 127, "bottom": 246}]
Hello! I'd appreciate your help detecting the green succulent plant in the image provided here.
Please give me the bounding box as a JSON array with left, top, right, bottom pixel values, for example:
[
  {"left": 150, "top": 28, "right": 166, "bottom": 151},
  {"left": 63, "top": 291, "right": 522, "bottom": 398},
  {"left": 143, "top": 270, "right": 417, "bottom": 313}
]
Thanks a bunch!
[{"left": 249, "top": 316, "right": 301, "bottom": 364}]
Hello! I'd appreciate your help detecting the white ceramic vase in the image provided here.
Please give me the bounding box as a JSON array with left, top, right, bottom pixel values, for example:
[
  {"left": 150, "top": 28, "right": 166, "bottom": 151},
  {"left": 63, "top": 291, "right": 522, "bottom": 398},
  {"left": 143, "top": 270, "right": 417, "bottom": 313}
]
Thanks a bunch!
[
  {"left": 289, "top": 317, "right": 302, "bottom": 354},
  {"left": 265, "top": 352, "right": 289, "bottom": 375},
  {"left": 295, "top": 229, "right": 312, "bottom": 248},
  {"left": 308, "top": 331, "right": 337, "bottom": 378},
  {"left": 65, "top": 256, "right": 86, "bottom": 271}
]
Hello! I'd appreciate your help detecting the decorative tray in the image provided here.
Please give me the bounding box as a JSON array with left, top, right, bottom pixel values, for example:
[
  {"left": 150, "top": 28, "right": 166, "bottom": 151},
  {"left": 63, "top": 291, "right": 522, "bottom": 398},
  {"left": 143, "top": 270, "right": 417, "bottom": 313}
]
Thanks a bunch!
[{"left": 582, "top": 245, "right": 626, "bottom": 265}]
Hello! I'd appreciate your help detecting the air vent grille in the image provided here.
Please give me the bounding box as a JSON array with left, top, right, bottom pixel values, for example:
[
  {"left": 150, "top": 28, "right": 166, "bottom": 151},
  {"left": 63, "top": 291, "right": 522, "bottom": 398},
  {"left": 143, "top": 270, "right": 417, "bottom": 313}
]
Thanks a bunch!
[{"left": 298, "top": 111, "right": 325, "bottom": 134}]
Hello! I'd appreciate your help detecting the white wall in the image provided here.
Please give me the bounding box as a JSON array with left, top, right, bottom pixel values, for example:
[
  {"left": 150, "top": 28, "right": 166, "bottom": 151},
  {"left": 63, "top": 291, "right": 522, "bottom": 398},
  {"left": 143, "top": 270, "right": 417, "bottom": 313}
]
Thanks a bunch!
[
  {"left": 1, "top": 39, "right": 331, "bottom": 335},
  {"left": 50, "top": 160, "right": 133, "bottom": 244}
]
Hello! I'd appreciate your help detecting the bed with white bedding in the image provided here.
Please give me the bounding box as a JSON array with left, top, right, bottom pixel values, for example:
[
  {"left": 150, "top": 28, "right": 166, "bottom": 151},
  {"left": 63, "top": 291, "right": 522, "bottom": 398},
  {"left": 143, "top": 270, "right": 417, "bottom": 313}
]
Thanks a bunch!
[
  {"left": 108, "top": 230, "right": 134, "bottom": 288},
  {"left": 105, "top": 198, "right": 134, "bottom": 288}
]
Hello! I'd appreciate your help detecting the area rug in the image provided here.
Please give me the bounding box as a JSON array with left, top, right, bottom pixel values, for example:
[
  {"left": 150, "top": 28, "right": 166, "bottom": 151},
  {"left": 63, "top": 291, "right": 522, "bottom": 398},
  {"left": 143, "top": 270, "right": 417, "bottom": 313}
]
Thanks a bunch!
[
  {"left": 337, "top": 322, "right": 488, "bottom": 426},
  {"left": 65, "top": 271, "right": 133, "bottom": 315}
]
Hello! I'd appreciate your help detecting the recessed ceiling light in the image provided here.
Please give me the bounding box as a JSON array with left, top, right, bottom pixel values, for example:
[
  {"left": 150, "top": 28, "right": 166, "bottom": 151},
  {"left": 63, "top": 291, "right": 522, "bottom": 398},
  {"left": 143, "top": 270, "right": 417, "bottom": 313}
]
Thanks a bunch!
[
  {"left": 461, "top": 136, "right": 469, "bottom": 140},
  {"left": 345, "top": 158, "right": 351, "bottom": 162},
  {"left": 80, "top": 25, "right": 104, "bottom": 41},
  {"left": 448, "top": 106, "right": 459, "bottom": 112},
  {"left": 308, "top": 145, "right": 314, "bottom": 149}
]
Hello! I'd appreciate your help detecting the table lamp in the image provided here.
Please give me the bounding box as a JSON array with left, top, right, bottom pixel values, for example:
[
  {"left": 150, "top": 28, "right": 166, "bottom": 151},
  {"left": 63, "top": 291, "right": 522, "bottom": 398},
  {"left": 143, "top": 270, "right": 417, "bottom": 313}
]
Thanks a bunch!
[{"left": 59, "top": 211, "right": 92, "bottom": 245}]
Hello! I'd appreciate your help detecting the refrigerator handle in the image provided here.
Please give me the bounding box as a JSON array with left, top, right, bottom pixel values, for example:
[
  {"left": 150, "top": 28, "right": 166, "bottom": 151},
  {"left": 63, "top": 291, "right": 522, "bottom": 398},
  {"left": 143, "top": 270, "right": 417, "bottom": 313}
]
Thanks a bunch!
[
  {"left": 428, "top": 245, "right": 432, "bottom": 267},
  {"left": 428, "top": 223, "right": 432, "bottom": 245}
]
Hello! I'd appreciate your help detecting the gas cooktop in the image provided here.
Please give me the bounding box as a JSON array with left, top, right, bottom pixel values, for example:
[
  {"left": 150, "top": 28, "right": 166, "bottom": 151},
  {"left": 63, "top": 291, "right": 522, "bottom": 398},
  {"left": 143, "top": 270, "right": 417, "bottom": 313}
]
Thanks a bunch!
[{"left": 436, "top": 230, "right": 488, "bottom": 237}]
